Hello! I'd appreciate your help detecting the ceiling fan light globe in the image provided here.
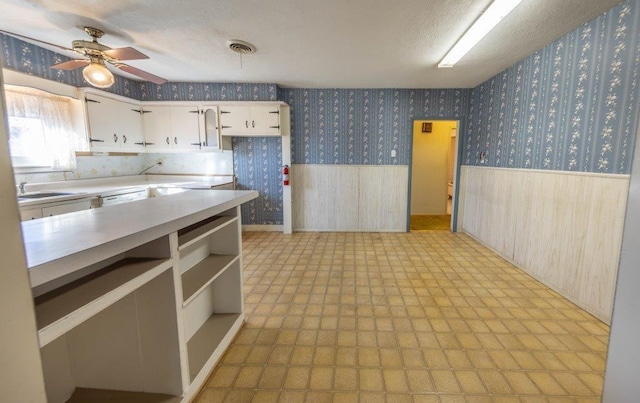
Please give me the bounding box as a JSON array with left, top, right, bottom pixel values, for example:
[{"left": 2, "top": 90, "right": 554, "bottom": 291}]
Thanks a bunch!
[{"left": 83, "top": 62, "right": 115, "bottom": 88}]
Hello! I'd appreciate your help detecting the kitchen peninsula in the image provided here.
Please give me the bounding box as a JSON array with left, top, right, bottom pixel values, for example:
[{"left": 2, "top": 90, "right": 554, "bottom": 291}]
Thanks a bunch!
[{"left": 22, "top": 189, "right": 258, "bottom": 402}]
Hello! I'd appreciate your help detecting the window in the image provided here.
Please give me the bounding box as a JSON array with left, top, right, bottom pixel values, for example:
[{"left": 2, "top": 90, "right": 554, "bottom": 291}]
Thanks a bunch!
[{"left": 4, "top": 85, "right": 85, "bottom": 170}]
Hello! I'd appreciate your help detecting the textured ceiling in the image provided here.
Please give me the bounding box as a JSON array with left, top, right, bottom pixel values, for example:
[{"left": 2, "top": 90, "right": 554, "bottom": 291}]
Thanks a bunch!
[{"left": 0, "top": 0, "right": 624, "bottom": 88}]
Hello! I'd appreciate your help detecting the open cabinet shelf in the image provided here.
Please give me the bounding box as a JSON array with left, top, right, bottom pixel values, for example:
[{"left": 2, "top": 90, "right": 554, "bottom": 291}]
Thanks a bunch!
[
  {"left": 178, "top": 215, "right": 237, "bottom": 250},
  {"left": 35, "top": 257, "right": 172, "bottom": 348},
  {"left": 182, "top": 254, "right": 239, "bottom": 306},
  {"left": 178, "top": 207, "right": 244, "bottom": 397},
  {"left": 187, "top": 313, "right": 243, "bottom": 382}
]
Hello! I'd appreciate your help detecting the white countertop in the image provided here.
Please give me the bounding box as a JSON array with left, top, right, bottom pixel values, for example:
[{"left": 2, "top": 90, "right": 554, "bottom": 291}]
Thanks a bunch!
[
  {"left": 18, "top": 175, "right": 235, "bottom": 208},
  {"left": 23, "top": 189, "right": 257, "bottom": 289}
]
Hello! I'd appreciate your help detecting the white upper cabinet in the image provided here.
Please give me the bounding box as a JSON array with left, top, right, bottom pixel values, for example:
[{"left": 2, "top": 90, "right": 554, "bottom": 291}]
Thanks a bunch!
[
  {"left": 219, "top": 104, "right": 286, "bottom": 137},
  {"left": 171, "top": 106, "right": 203, "bottom": 150},
  {"left": 82, "top": 90, "right": 286, "bottom": 151},
  {"left": 143, "top": 105, "right": 201, "bottom": 152},
  {"left": 142, "top": 104, "right": 226, "bottom": 152},
  {"left": 200, "top": 105, "right": 231, "bottom": 150},
  {"left": 84, "top": 92, "right": 145, "bottom": 152},
  {"left": 141, "top": 105, "right": 172, "bottom": 151}
]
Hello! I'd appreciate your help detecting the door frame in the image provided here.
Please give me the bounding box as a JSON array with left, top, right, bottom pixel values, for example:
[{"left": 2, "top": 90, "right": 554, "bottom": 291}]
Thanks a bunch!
[{"left": 406, "top": 117, "right": 465, "bottom": 232}]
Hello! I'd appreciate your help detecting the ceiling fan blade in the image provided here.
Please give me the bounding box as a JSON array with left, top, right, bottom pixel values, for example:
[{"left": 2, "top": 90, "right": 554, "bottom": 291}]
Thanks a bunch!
[
  {"left": 51, "top": 59, "right": 90, "bottom": 70},
  {"left": 103, "top": 47, "right": 149, "bottom": 61},
  {"left": 116, "top": 64, "right": 167, "bottom": 85},
  {"left": 0, "top": 30, "right": 75, "bottom": 53}
]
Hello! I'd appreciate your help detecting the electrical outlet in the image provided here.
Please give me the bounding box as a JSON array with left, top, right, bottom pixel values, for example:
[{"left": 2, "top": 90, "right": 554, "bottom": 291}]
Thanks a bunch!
[{"left": 391, "top": 150, "right": 397, "bottom": 158}]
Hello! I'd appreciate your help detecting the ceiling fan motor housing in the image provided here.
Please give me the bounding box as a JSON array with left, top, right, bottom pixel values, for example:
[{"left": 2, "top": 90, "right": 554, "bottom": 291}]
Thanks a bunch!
[{"left": 72, "top": 39, "right": 109, "bottom": 57}]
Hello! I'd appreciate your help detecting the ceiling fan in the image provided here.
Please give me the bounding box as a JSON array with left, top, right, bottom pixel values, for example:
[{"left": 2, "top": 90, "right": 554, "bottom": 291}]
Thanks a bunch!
[{"left": 1, "top": 27, "right": 167, "bottom": 88}]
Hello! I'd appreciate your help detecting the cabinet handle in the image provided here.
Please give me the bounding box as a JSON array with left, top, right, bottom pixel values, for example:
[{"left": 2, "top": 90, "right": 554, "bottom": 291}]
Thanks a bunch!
[
  {"left": 269, "top": 110, "right": 280, "bottom": 114},
  {"left": 85, "top": 98, "right": 100, "bottom": 103},
  {"left": 89, "top": 138, "right": 105, "bottom": 143},
  {"left": 113, "top": 134, "right": 118, "bottom": 142},
  {"left": 222, "top": 125, "right": 231, "bottom": 129},
  {"left": 269, "top": 125, "right": 280, "bottom": 129},
  {"left": 122, "top": 135, "right": 127, "bottom": 143},
  {"left": 252, "top": 120, "right": 255, "bottom": 128},
  {"left": 174, "top": 137, "right": 178, "bottom": 145},
  {"left": 145, "top": 142, "right": 155, "bottom": 146},
  {"left": 190, "top": 142, "right": 201, "bottom": 146},
  {"left": 134, "top": 142, "right": 145, "bottom": 146},
  {"left": 165, "top": 137, "right": 170, "bottom": 144},
  {"left": 220, "top": 110, "right": 231, "bottom": 114},
  {"left": 245, "top": 120, "right": 249, "bottom": 128},
  {"left": 189, "top": 110, "right": 199, "bottom": 114}
]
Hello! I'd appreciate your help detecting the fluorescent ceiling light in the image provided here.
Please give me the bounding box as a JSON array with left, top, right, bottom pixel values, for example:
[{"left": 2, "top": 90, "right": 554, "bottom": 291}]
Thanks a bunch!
[{"left": 438, "top": 0, "right": 524, "bottom": 68}]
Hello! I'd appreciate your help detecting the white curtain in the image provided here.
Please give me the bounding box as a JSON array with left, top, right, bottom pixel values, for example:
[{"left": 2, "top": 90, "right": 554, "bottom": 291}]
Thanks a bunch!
[{"left": 4, "top": 85, "right": 79, "bottom": 170}]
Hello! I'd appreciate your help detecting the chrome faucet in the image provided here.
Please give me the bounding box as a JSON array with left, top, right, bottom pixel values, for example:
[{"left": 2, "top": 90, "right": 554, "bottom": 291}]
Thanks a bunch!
[{"left": 19, "top": 181, "right": 27, "bottom": 194}]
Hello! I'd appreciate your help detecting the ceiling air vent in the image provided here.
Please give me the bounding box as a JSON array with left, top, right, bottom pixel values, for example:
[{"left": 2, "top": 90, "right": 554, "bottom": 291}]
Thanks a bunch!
[{"left": 228, "top": 40, "right": 256, "bottom": 54}]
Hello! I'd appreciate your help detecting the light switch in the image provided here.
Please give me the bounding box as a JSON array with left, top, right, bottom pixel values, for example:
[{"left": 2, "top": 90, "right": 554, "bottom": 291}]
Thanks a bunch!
[{"left": 391, "top": 150, "right": 397, "bottom": 157}]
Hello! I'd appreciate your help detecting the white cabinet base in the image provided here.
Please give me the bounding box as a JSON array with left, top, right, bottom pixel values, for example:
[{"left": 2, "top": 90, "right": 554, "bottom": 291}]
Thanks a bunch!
[{"left": 34, "top": 203, "right": 247, "bottom": 402}]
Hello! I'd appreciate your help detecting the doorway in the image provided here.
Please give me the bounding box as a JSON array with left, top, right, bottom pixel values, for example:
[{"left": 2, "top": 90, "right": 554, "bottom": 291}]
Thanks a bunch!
[{"left": 409, "top": 120, "right": 458, "bottom": 231}]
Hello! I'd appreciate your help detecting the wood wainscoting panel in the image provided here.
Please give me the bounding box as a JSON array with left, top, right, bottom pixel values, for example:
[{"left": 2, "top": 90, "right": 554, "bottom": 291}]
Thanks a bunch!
[
  {"left": 292, "top": 165, "right": 359, "bottom": 231},
  {"left": 459, "top": 166, "right": 629, "bottom": 323},
  {"left": 292, "top": 165, "right": 408, "bottom": 232},
  {"left": 358, "top": 166, "right": 408, "bottom": 231}
]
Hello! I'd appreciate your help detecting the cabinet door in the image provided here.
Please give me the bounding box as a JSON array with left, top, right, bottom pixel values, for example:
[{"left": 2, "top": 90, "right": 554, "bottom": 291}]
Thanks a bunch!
[
  {"left": 85, "top": 95, "right": 120, "bottom": 151},
  {"left": 219, "top": 106, "right": 251, "bottom": 136},
  {"left": 142, "top": 106, "right": 173, "bottom": 152},
  {"left": 171, "top": 106, "right": 202, "bottom": 150},
  {"left": 201, "top": 106, "right": 219, "bottom": 149},
  {"left": 250, "top": 105, "right": 281, "bottom": 135},
  {"left": 117, "top": 101, "right": 145, "bottom": 152}
]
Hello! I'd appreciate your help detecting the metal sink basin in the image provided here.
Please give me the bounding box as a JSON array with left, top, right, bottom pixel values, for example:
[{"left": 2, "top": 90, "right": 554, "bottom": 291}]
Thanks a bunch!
[{"left": 18, "top": 192, "right": 77, "bottom": 200}]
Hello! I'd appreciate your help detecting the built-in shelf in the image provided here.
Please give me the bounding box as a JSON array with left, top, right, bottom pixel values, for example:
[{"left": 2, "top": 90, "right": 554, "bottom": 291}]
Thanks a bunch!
[
  {"left": 66, "top": 387, "right": 181, "bottom": 403},
  {"left": 182, "top": 254, "right": 239, "bottom": 306},
  {"left": 178, "top": 215, "right": 237, "bottom": 250},
  {"left": 34, "top": 258, "right": 172, "bottom": 347},
  {"left": 187, "top": 313, "right": 242, "bottom": 382}
]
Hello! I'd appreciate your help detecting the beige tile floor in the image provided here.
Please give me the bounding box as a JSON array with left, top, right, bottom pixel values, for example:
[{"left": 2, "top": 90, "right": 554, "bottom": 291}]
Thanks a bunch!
[{"left": 195, "top": 231, "right": 609, "bottom": 402}]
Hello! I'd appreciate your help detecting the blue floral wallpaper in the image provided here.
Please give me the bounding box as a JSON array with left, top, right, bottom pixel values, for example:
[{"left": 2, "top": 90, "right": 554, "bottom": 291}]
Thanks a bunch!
[
  {"left": 464, "top": 0, "right": 640, "bottom": 174},
  {"left": 280, "top": 88, "right": 470, "bottom": 165},
  {"left": 139, "top": 82, "right": 277, "bottom": 102},
  {"left": 3, "top": 0, "right": 640, "bottom": 227}
]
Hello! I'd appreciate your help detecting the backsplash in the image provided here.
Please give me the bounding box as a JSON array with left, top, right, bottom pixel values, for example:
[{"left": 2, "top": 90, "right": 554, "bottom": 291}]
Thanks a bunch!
[
  {"left": 464, "top": 0, "right": 640, "bottom": 174},
  {"left": 280, "top": 88, "right": 470, "bottom": 165},
  {"left": 14, "top": 154, "right": 147, "bottom": 184},
  {"left": 145, "top": 152, "right": 234, "bottom": 176}
]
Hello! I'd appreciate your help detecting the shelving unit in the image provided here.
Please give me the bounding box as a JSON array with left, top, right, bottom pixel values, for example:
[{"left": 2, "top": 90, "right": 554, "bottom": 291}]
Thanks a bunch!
[
  {"left": 181, "top": 254, "right": 239, "bottom": 305},
  {"left": 177, "top": 206, "right": 244, "bottom": 395},
  {"left": 24, "top": 191, "right": 256, "bottom": 403},
  {"left": 35, "top": 257, "right": 172, "bottom": 347},
  {"left": 37, "top": 236, "right": 184, "bottom": 403}
]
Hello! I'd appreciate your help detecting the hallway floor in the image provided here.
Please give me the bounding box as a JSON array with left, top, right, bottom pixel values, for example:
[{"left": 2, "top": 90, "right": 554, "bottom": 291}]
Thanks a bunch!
[{"left": 195, "top": 231, "right": 609, "bottom": 402}]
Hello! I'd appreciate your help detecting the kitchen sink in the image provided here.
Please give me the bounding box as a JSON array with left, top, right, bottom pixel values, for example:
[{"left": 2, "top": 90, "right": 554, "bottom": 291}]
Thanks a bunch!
[{"left": 18, "top": 192, "right": 77, "bottom": 200}]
